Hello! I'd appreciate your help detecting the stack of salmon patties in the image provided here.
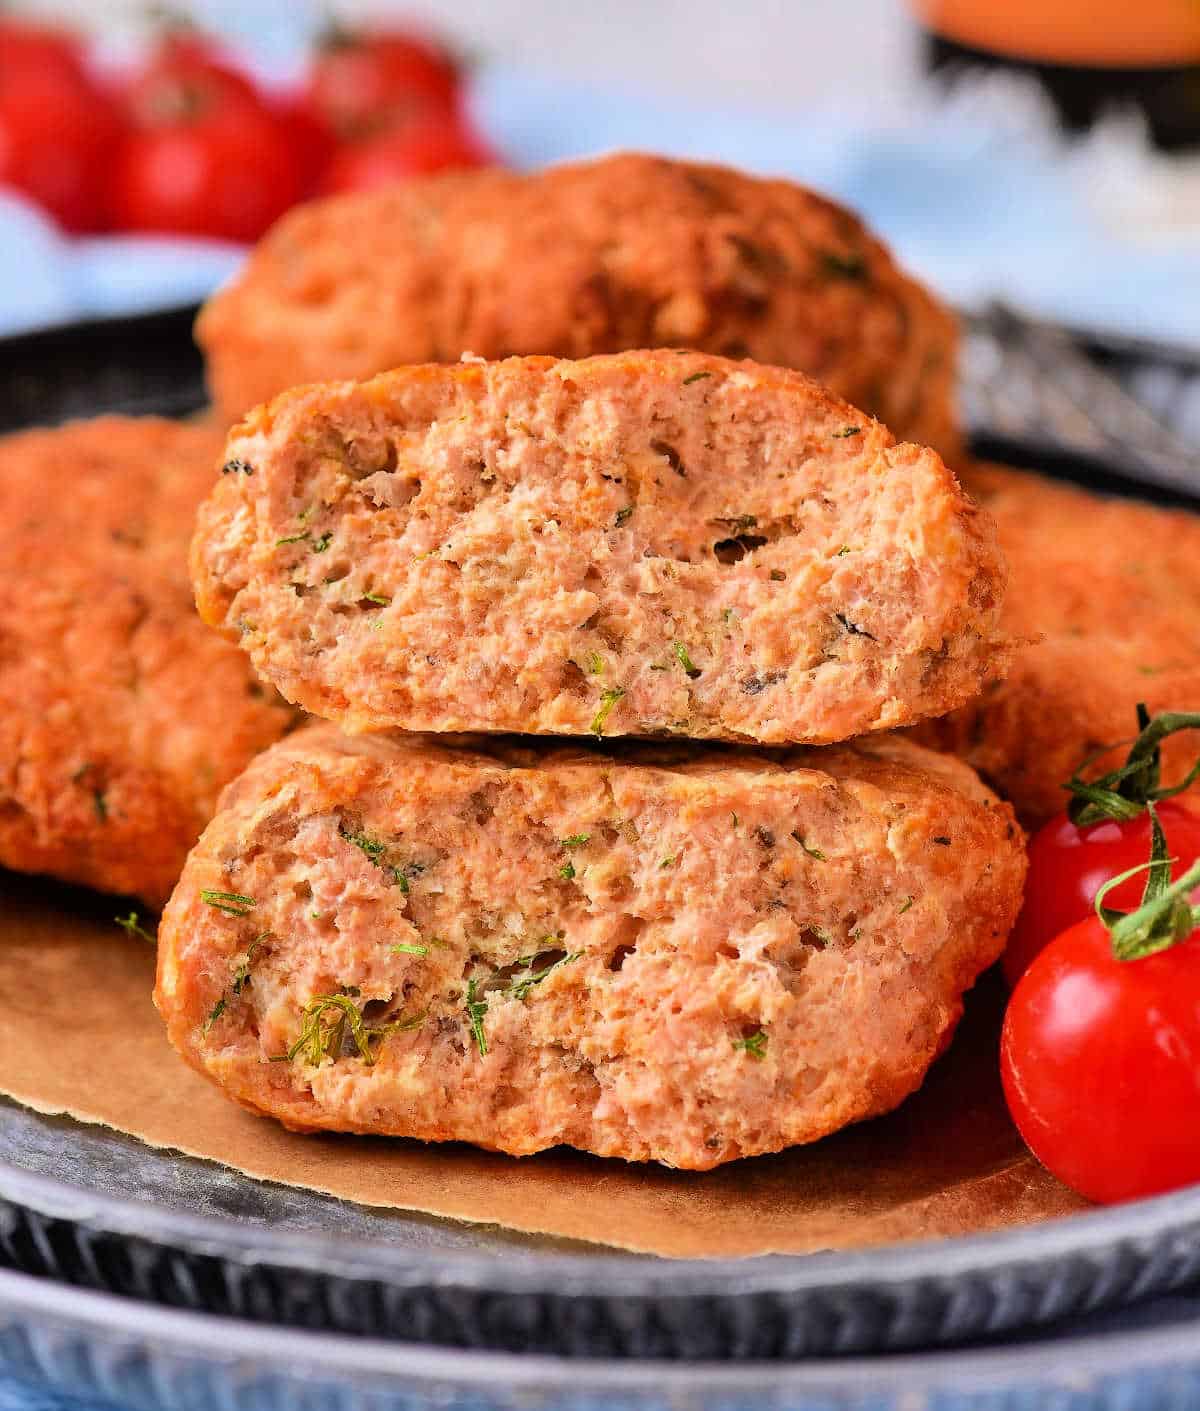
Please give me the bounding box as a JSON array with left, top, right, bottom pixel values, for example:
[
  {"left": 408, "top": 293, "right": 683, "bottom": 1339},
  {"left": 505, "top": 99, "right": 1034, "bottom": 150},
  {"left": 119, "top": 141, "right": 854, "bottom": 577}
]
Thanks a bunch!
[{"left": 155, "top": 155, "right": 1028, "bottom": 1170}]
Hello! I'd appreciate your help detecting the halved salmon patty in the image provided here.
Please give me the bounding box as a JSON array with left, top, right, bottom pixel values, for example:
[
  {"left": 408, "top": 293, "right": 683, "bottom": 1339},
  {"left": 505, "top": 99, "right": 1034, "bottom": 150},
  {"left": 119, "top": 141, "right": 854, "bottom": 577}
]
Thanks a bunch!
[
  {"left": 193, "top": 350, "right": 1009, "bottom": 745},
  {"left": 156, "top": 724, "right": 1025, "bottom": 1169}
]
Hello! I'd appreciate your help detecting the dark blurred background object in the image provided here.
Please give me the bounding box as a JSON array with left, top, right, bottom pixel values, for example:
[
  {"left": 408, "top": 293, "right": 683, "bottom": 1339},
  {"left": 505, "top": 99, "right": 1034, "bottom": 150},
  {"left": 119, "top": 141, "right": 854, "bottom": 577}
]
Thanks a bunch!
[{"left": 913, "top": 0, "right": 1200, "bottom": 149}]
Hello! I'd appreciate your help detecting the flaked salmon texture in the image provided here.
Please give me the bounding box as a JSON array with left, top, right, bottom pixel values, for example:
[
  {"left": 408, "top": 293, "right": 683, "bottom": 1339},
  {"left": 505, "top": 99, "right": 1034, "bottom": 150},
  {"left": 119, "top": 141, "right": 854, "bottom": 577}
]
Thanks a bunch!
[
  {"left": 156, "top": 725, "right": 1026, "bottom": 1169},
  {"left": 193, "top": 350, "right": 1010, "bottom": 746}
]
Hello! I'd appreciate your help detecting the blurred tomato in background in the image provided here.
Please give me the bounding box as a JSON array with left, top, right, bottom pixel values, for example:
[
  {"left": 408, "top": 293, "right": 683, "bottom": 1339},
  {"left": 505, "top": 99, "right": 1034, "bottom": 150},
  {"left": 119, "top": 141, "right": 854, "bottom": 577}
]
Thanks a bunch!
[
  {"left": 0, "top": 20, "right": 122, "bottom": 231},
  {"left": 0, "top": 12, "right": 495, "bottom": 244}
]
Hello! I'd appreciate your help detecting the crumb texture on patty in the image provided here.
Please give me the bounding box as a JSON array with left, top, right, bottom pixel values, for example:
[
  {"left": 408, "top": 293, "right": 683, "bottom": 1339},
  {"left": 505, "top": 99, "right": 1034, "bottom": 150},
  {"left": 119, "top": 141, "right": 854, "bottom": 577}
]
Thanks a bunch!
[
  {"left": 0, "top": 416, "right": 295, "bottom": 904},
  {"left": 155, "top": 724, "right": 1025, "bottom": 1169},
  {"left": 197, "top": 152, "right": 962, "bottom": 459},
  {"left": 915, "top": 462, "right": 1200, "bottom": 825},
  {"left": 193, "top": 350, "right": 1008, "bottom": 746}
]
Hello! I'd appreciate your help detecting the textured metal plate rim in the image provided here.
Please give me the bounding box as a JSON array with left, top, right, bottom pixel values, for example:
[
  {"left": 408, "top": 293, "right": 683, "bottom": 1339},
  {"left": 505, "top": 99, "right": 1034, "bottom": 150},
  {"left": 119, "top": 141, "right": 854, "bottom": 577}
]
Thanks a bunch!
[
  {"left": 5, "top": 1126, "right": 1200, "bottom": 1294},
  {"left": 3, "top": 1265, "right": 1200, "bottom": 1410}
]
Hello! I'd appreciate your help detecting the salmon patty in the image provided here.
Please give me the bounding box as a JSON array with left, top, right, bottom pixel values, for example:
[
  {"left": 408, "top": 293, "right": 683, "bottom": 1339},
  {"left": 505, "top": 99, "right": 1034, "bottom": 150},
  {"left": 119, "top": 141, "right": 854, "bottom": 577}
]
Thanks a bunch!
[
  {"left": 915, "top": 463, "right": 1200, "bottom": 825},
  {"left": 156, "top": 724, "right": 1025, "bottom": 1168},
  {"left": 193, "top": 350, "right": 1008, "bottom": 746},
  {"left": 0, "top": 417, "right": 295, "bottom": 905},
  {"left": 197, "top": 152, "right": 962, "bottom": 459}
]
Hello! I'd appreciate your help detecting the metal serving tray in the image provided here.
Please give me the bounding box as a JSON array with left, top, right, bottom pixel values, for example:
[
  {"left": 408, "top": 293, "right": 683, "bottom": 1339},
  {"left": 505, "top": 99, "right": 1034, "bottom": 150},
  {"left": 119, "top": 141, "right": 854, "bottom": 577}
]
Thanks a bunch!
[{"left": 4, "top": 1263, "right": 1200, "bottom": 1411}]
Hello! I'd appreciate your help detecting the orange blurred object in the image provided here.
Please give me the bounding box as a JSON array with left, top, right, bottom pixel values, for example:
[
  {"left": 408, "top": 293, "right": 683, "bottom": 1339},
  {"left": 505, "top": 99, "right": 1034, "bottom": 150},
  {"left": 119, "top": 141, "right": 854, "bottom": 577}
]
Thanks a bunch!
[{"left": 912, "top": 0, "right": 1200, "bottom": 68}]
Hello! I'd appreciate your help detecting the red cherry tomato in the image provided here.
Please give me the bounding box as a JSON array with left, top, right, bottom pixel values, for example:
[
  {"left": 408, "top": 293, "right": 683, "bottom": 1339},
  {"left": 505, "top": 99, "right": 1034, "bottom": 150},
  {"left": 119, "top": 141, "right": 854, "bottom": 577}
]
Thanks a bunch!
[
  {"left": 112, "top": 100, "right": 304, "bottom": 242},
  {"left": 0, "top": 19, "right": 87, "bottom": 86},
  {"left": 118, "top": 34, "right": 260, "bottom": 127},
  {"left": 1004, "top": 800, "right": 1200, "bottom": 986},
  {"left": 1002, "top": 914, "right": 1200, "bottom": 1203},
  {"left": 276, "top": 96, "right": 336, "bottom": 194},
  {"left": 319, "top": 116, "right": 492, "bottom": 195},
  {"left": 0, "top": 69, "right": 122, "bottom": 232},
  {"left": 306, "top": 29, "right": 460, "bottom": 138}
]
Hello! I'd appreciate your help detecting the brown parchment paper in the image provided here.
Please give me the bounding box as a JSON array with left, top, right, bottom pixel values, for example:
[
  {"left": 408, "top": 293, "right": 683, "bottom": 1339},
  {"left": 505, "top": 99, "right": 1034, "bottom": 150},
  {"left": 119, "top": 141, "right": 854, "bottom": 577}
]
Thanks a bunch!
[{"left": 0, "top": 877, "right": 1088, "bottom": 1258}]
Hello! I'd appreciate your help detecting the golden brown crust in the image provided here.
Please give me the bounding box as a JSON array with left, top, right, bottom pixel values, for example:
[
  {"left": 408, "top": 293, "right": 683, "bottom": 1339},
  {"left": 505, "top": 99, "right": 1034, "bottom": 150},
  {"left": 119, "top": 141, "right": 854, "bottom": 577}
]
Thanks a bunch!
[
  {"left": 914, "top": 462, "right": 1200, "bottom": 824},
  {"left": 156, "top": 724, "right": 1025, "bottom": 1168},
  {"left": 0, "top": 417, "right": 296, "bottom": 904},
  {"left": 197, "top": 152, "right": 962, "bottom": 459},
  {"left": 192, "top": 350, "right": 1008, "bottom": 746}
]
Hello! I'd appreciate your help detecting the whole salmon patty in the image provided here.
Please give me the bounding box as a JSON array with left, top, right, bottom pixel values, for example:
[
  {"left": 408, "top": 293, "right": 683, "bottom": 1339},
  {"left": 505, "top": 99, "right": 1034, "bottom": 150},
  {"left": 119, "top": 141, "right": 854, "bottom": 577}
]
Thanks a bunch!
[
  {"left": 197, "top": 152, "right": 962, "bottom": 459},
  {"left": 0, "top": 417, "right": 295, "bottom": 905},
  {"left": 193, "top": 350, "right": 1008, "bottom": 745},
  {"left": 917, "top": 462, "right": 1200, "bottom": 825},
  {"left": 156, "top": 725, "right": 1025, "bottom": 1169}
]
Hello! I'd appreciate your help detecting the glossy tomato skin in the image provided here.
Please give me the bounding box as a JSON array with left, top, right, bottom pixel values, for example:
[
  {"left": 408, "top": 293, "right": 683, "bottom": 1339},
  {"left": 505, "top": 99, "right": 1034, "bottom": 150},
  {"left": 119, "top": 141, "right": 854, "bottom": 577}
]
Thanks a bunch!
[
  {"left": 119, "top": 35, "right": 261, "bottom": 127},
  {"left": 0, "top": 19, "right": 87, "bottom": 86},
  {"left": 276, "top": 97, "right": 336, "bottom": 194},
  {"left": 1002, "top": 915, "right": 1200, "bottom": 1203},
  {"left": 319, "top": 116, "right": 492, "bottom": 195},
  {"left": 112, "top": 103, "right": 304, "bottom": 242},
  {"left": 307, "top": 30, "right": 459, "bottom": 137},
  {"left": 1004, "top": 801, "right": 1200, "bottom": 987},
  {"left": 0, "top": 69, "right": 122, "bottom": 232}
]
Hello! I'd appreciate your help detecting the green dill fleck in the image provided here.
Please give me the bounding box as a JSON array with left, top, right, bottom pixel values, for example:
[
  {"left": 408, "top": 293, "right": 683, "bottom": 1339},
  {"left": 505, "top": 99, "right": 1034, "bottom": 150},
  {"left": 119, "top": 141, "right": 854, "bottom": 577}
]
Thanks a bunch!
[
  {"left": 836, "top": 545, "right": 851, "bottom": 556},
  {"left": 721, "top": 608, "right": 735, "bottom": 624},
  {"left": 115, "top": 911, "right": 154, "bottom": 943},
  {"left": 231, "top": 934, "right": 266, "bottom": 995},
  {"left": 561, "top": 833, "right": 590, "bottom": 849},
  {"left": 835, "top": 612, "right": 877, "bottom": 641},
  {"left": 1138, "top": 665, "right": 1162, "bottom": 676},
  {"left": 586, "top": 651, "right": 604, "bottom": 675},
  {"left": 769, "top": 569, "right": 786, "bottom": 582},
  {"left": 200, "top": 889, "right": 256, "bottom": 916},
  {"left": 590, "top": 686, "right": 625, "bottom": 737},
  {"left": 93, "top": 789, "right": 109, "bottom": 822},
  {"left": 312, "top": 532, "right": 333, "bottom": 553},
  {"left": 649, "top": 662, "right": 669, "bottom": 671},
  {"left": 712, "top": 514, "right": 758, "bottom": 533},
  {"left": 203, "top": 935, "right": 266, "bottom": 1033},
  {"left": 276, "top": 532, "right": 310, "bottom": 547},
  {"left": 558, "top": 860, "right": 576, "bottom": 881},
  {"left": 672, "top": 641, "right": 701, "bottom": 679},
  {"left": 818, "top": 249, "right": 868, "bottom": 281},
  {"left": 732, "top": 1028, "right": 768, "bottom": 1060},
  {"left": 614, "top": 505, "right": 634, "bottom": 527},
  {"left": 362, "top": 591, "right": 390, "bottom": 606},
  {"left": 465, "top": 978, "right": 489, "bottom": 1056},
  {"left": 832, "top": 426, "right": 861, "bottom": 439},
  {"left": 390, "top": 942, "right": 429, "bottom": 956},
  {"left": 341, "top": 826, "right": 387, "bottom": 863},
  {"left": 278, "top": 994, "right": 420, "bottom": 1067},
  {"left": 297, "top": 505, "right": 315, "bottom": 523},
  {"left": 508, "top": 951, "right": 581, "bottom": 1002},
  {"left": 898, "top": 896, "right": 915, "bottom": 914},
  {"left": 682, "top": 370, "right": 712, "bottom": 385},
  {"left": 791, "top": 830, "right": 825, "bottom": 860},
  {"left": 222, "top": 458, "right": 254, "bottom": 476},
  {"left": 731, "top": 812, "right": 739, "bottom": 829},
  {"left": 659, "top": 851, "right": 681, "bottom": 869}
]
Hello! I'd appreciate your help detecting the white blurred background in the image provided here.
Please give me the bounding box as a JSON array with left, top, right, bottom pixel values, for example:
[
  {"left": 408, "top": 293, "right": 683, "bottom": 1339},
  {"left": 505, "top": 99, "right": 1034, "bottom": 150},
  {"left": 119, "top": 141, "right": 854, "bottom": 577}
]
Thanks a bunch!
[{"left": 2, "top": 0, "right": 1198, "bottom": 352}]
